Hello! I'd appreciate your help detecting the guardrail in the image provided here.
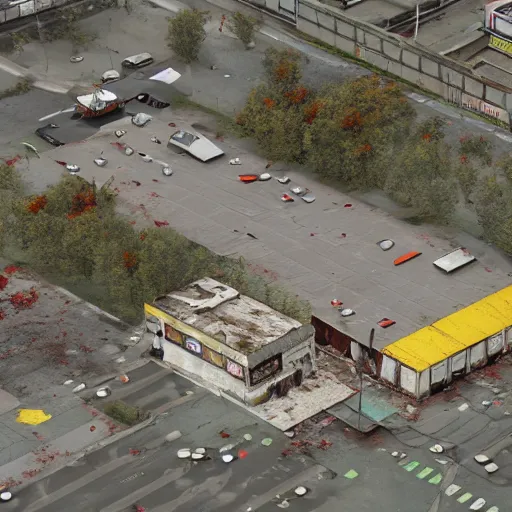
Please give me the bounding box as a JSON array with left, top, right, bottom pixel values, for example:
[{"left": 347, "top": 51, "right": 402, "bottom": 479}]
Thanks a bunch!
[{"left": 0, "top": 0, "right": 70, "bottom": 24}]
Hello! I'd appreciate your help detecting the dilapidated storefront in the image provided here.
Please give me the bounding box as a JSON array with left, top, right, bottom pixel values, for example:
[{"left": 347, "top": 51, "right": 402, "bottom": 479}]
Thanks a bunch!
[{"left": 144, "top": 278, "right": 316, "bottom": 406}]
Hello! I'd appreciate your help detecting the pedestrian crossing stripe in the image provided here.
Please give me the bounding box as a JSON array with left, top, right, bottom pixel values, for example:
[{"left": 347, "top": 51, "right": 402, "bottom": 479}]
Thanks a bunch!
[
  {"left": 403, "top": 461, "right": 420, "bottom": 472},
  {"left": 457, "top": 493, "right": 473, "bottom": 503},
  {"left": 428, "top": 473, "right": 442, "bottom": 485},
  {"left": 416, "top": 467, "right": 434, "bottom": 479}
]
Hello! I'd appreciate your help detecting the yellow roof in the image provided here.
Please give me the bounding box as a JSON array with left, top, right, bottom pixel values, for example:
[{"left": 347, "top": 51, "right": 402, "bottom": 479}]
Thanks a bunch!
[{"left": 382, "top": 285, "right": 512, "bottom": 372}]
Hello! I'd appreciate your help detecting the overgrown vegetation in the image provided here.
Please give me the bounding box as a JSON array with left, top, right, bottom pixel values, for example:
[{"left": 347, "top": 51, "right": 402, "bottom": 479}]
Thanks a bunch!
[
  {"left": 167, "top": 9, "right": 210, "bottom": 64},
  {"left": 103, "top": 400, "right": 142, "bottom": 425},
  {"left": 43, "top": 6, "right": 97, "bottom": 52},
  {"left": 228, "top": 11, "right": 259, "bottom": 47},
  {"left": 0, "top": 79, "right": 32, "bottom": 101},
  {"left": 0, "top": 171, "right": 311, "bottom": 325},
  {"left": 237, "top": 48, "right": 512, "bottom": 250}
]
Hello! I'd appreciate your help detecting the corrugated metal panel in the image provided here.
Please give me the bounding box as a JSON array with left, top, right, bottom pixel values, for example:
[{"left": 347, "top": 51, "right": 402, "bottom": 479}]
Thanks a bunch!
[{"left": 382, "top": 285, "right": 512, "bottom": 371}]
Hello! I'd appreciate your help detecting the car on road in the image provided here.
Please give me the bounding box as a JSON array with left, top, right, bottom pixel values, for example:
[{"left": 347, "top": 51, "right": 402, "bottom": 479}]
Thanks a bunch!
[
  {"left": 168, "top": 129, "right": 225, "bottom": 162},
  {"left": 121, "top": 52, "right": 154, "bottom": 69},
  {"left": 35, "top": 124, "right": 65, "bottom": 147},
  {"left": 101, "top": 69, "right": 121, "bottom": 84}
]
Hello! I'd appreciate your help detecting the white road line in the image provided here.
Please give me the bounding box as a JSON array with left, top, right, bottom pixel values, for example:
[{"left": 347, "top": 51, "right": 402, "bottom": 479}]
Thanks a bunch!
[
  {"left": 25, "top": 455, "right": 134, "bottom": 512},
  {"left": 99, "top": 466, "right": 188, "bottom": 512}
]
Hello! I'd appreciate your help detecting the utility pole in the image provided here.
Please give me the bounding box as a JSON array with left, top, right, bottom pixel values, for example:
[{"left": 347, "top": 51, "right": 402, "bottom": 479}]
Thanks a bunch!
[{"left": 357, "top": 328, "right": 375, "bottom": 431}]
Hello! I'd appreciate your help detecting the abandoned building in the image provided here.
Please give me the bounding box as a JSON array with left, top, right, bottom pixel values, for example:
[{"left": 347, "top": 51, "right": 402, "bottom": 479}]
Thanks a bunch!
[{"left": 144, "top": 278, "right": 316, "bottom": 406}]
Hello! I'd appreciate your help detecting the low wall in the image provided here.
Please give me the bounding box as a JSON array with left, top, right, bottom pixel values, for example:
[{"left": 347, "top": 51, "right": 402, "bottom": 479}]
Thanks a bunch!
[
  {"left": 0, "top": 0, "right": 71, "bottom": 25},
  {"left": 241, "top": 0, "right": 512, "bottom": 126}
]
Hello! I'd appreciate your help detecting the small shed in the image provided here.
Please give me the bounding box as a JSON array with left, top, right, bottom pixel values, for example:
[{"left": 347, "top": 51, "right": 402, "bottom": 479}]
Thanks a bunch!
[{"left": 144, "top": 278, "right": 316, "bottom": 406}]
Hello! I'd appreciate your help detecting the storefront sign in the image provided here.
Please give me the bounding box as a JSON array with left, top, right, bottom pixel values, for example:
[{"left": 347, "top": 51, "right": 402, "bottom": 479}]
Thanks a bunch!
[
  {"left": 203, "top": 346, "right": 225, "bottom": 368},
  {"left": 185, "top": 337, "right": 202, "bottom": 355},
  {"left": 227, "top": 360, "right": 244, "bottom": 380},
  {"left": 489, "top": 34, "right": 512, "bottom": 56},
  {"left": 164, "top": 323, "right": 183, "bottom": 345},
  {"left": 461, "top": 93, "right": 510, "bottom": 124}
]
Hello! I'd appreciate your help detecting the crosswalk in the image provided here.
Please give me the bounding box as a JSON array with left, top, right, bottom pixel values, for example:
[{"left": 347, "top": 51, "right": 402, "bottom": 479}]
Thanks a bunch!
[{"left": 398, "top": 458, "right": 498, "bottom": 511}]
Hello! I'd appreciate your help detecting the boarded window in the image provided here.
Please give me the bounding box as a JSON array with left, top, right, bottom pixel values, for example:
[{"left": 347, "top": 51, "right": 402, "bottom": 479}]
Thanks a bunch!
[
  {"left": 226, "top": 359, "right": 244, "bottom": 380},
  {"left": 249, "top": 355, "right": 282, "bottom": 386},
  {"left": 164, "top": 323, "right": 183, "bottom": 346},
  {"left": 203, "top": 346, "right": 225, "bottom": 368}
]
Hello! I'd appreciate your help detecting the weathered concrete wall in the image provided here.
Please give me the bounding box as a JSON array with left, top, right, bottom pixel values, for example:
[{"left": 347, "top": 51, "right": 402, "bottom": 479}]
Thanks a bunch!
[{"left": 241, "top": 0, "right": 512, "bottom": 126}]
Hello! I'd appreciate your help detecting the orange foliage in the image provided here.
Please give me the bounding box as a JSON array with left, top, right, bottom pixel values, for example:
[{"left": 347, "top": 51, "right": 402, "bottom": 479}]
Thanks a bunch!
[
  {"left": 263, "top": 97, "right": 276, "bottom": 110},
  {"left": 275, "top": 62, "right": 291, "bottom": 81},
  {"left": 67, "top": 189, "right": 96, "bottom": 220},
  {"left": 422, "top": 133, "right": 432, "bottom": 142},
  {"left": 460, "top": 155, "right": 468, "bottom": 164},
  {"left": 27, "top": 195, "right": 48, "bottom": 214},
  {"left": 341, "top": 110, "right": 362, "bottom": 130},
  {"left": 304, "top": 102, "right": 323, "bottom": 125},
  {"left": 354, "top": 144, "right": 372, "bottom": 156},
  {"left": 285, "top": 87, "right": 309, "bottom": 104},
  {"left": 122, "top": 251, "right": 137, "bottom": 269}
]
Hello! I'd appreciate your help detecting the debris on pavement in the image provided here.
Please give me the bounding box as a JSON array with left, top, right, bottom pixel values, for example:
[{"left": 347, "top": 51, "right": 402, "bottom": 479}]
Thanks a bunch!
[
  {"left": 331, "top": 299, "right": 343, "bottom": 307},
  {"left": 429, "top": 444, "right": 444, "bottom": 453},
  {"left": 16, "top": 409, "right": 52, "bottom": 425},
  {"left": 70, "top": 56, "right": 84, "bottom": 63},
  {"left": 63, "top": 379, "right": 74, "bottom": 385},
  {"left": 165, "top": 431, "right": 182, "bottom": 443},
  {"left": 132, "top": 113, "right": 152, "bottom": 127},
  {"left": 154, "top": 220, "right": 169, "bottom": 227},
  {"left": 377, "top": 239, "right": 394, "bottom": 251},
  {"left": 294, "top": 486, "right": 308, "bottom": 496},
  {"left": 243, "top": 434, "right": 253, "bottom": 441},
  {"left": 94, "top": 157, "right": 108, "bottom": 167},
  {"left": 469, "top": 498, "right": 486, "bottom": 510},
  {"left": 284, "top": 430, "right": 295, "bottom": 438},
  {"left": 239, "top": 174, "right": 258, "bottom": 183},
  {"left": 177, "top": 448, "right": 191, "bottom": 459},
  {"left": 485, "top": 462, "right": 499, "bottom": 473},
  {"left": 90, "top": 425, "right": 96, "bottom": 432},
  {"left": 222, "top": 454, "right": 234, "bottom": 463},
  {"left": 115, "top": 130, "right": 126, "bottom": 138},
  {"left": 378, "top": 318, "right": 396, "bottom": 328},
  {"left": 301, "top": 192, "right": 315, "bottom": 203},
  {"left": 72, "top": 383, "right": 86, "bottom": 393},
  {"left": 150, "top": 136, "right": 162, "bottom": 144},
  {"left": 259, "top": 173, "right": 271, "bottom": 181},
  {"left": 219, "top": 430, "right": 230, "bottom": 438},
  {"left": 119, "top": 374, "right": 130, "bottom": 383},
  {"left": 219, "top": 443, "right": 234, "bottom": 453},
  {"left": 319, "top": 416, "right": 336, "bottom": 428},
  {"left": 162, "top": 166, "right": 173, "bottom": 176},
  {"left": 96, "top": 387, "right": 111, "bottom": 398},
  {"left": 340, "top": 308, "right": 355, "bottom": 317},
  {"left": 230, "top": 158, "right": 241, "bottom": 165},
  {"left": 276, "top": 176, "right": 290, "bottom": 184},
  {"left": 261, "top": 438, "right": 273, "bottom": 446},
  {"left": 281, "top": 194, "right": 294, "bottom": 202},
  {"left": 458, "top": 403, "right": 469, "bottom": 411},
  {"left": 238, "top": 449, "right": 248, "bottom": 459},
  {"left": 393, "top": 251, "right": 422, "bottom": 266}
]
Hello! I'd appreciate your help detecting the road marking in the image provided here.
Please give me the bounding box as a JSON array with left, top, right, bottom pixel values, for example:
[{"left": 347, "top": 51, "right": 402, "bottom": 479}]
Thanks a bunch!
[
  {"left": 25, "top": 455, "right": 135, "bottom": 512},
  {"left": 344, "top": 469, "right": 358, "bottom": 479},
  {"left": 457, "top": 493, "right": 473, "bottom": 503},
  {"left": 416, "top": 467, "right": 434, "bottom": 479},
  {"left": 445, "top": 484, "right": 461, "bottom": 496},
  {"left": 403, "top": 461, "right": 420, "bottom": 472},
  {"left": 428, "top": 473, "right": 442, "bottom": 485}
]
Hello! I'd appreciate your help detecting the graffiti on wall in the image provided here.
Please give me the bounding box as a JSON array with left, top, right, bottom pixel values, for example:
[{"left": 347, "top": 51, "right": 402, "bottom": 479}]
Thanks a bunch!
[{"left": 227, "top": 360, "right": 244, "bottom": 380}]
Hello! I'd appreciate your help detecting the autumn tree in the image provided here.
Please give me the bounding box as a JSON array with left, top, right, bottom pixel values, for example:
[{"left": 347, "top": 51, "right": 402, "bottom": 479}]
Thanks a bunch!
[
  {"left": 167, "top": 9, "right": 210, "bottom": 64},
  {"left": 385, "top": 118, "right": 457, "bottom": 223},
  {"left": 306, "top": 76, "right": 415, "bottom": 189},
  {"left": 474, "top": 176, "right": 512, "bottom": 254}
]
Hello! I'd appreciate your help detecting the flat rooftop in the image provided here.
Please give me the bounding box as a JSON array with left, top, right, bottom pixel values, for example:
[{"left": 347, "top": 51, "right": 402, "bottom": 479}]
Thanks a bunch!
[
  {"left": 153, "top": 278, "right": 302, "bottom": 354},
  {"left": 20, "top": 112, "right": 512, "bottom": 351}
]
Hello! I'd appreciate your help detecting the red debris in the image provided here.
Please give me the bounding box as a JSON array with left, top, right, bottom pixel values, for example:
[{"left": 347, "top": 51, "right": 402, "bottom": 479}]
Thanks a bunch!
[
  {"left": 319, "top": 416, "right": 336, "bottom": 427},
  {"left": 281, "top": 449, "right": 293, "bottom": 457},
  {"left": 132, "top": 180, "right": 141, "bottom": 187},
  {"left": 317, "top": 439, "right": 332, "bottom": 450},
  {"left": 150, "top": 192, "right": 160, "bottom": 198},
  {"left": 0, "top": 310, "right": 4, "bottom": 320},
  {"left": 32, "top": 432, "right": 44, "bottom": 441},
  {"left": 129, "top": 221, "right": 137, "bottom": 225},
  {"left": 90, "top": 425, "right": 96, "bottom": 432},
  {"left": 219, "top": 430, "right": 230, "bottom": 439},
  {"left": 344, "top": 203, "right": 352, "bottom": 208},
  {"left": 331, "top": 299, "right": 343, "bottom": 307},
  {"left": 129, "top": 448, "right": 141, "bottom": 456},
  {"left": 9, "top": 288, "right": 39, "bottom": 309},
  {"left": 238, "top": 449, "right": 248, "bottom": 459},
  {"left": 340, "top": 233, "right": 347, "bottom": 238},
  {"left": 152, "top": 179, "right": 159, "bottom": 183},
  {"left": 22, "top": 468, "right": 41, "bottom": 479},
  {"left": 168, "top": 122, "right": 176, "bottom": 127},
  {"left": 154, "top": 220, "right": 169, "bottom": 227},
  {"left": 378, "top": 318, "right": 396, "bottom": 328},
  {"left": 55, "top": 160, "right": 67, "bottom": 166},
  {"left": 485, "top": 267, "right": 492, "bottom": 273},
  {"left": 79, "top": 345, "right": 94, "bottom": 353},
  {"left": 0, "top": 275, "right": 8, "bottom": 290},
  {"left": 281, "top": 193, "right": 294, "bottom": 202},
  {"left": 5, "top": 155, "right": 21, "bottom": 166},
  {"left": 310, "top": 233, "right": 316, "bottom": 237},
  {"left": 3, "top": 265, "right": 21, "bottom": 275}
]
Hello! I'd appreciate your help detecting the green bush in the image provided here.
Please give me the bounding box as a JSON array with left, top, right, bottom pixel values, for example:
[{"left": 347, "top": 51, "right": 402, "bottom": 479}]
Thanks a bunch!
[
  {"left": 229, "top": 11, "right": 259, "bottom": 46},
  {"left": 103, "top": 400, "right": 142, "bottom": 426},
  {"left": 167, "top": 9, "right": 210, "bottom": 64}
]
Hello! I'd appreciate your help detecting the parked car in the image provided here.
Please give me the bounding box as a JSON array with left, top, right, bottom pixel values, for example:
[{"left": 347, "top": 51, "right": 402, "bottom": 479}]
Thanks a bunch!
[
  {"left": 121, "top": 53, "right": 154, "bottom": 69},
  {"left": 36, "top": 124, "right": 65, "bottom": 147}
]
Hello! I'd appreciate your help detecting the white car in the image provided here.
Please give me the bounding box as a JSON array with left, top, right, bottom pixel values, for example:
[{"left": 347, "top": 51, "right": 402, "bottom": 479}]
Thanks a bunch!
[
  {"left": 121, "top": 53, "right": 154, "bottom": 69},
  {"left": 168, "top": 129, "right": 224, "bottom": 162},
  {"left": 101, "top": 70, "right": 121, "bottom": 84}
]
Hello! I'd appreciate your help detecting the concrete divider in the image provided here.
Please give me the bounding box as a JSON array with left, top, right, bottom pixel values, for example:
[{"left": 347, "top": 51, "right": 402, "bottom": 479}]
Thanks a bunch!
[{"left": 241, "top": 0, "right": 512, "bottom": 126}]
